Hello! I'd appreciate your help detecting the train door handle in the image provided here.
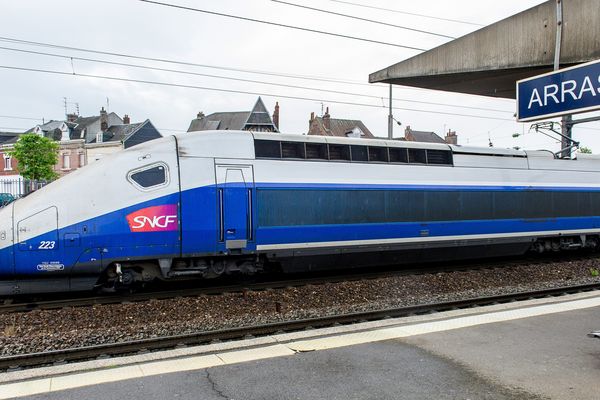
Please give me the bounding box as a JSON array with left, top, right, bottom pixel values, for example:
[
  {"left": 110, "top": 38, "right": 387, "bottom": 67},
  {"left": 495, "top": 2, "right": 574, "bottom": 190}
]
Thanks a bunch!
[{"left": 226, "top": 229, "right": 236, "bottom": 235}]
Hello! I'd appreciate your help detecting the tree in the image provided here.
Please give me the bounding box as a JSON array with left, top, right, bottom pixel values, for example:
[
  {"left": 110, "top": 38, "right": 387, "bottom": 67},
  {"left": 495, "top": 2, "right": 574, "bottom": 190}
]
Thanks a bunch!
[
  {"left": 578, "top": 146, "right": 592, "bottom": 154},
  {"left": 9, "top": 134, "right": 59, "bottom": 181}
]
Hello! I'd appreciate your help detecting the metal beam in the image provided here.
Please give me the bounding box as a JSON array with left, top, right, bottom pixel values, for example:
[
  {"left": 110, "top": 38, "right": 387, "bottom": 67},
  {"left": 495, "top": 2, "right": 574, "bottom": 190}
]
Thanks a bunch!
[{"left": 369, "top": 0, "right": 600, "bottom": 99}]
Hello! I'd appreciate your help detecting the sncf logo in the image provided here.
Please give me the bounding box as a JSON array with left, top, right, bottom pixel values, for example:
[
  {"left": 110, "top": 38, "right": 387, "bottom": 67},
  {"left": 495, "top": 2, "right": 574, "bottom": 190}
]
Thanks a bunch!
[{"left": 126, "top": 205, "right": 178, "bottom": 232}]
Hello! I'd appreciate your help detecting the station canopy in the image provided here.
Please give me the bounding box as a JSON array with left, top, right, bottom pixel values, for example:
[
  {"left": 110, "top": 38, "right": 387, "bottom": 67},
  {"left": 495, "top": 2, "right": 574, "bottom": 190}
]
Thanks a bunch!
[{"left": 369, "top": 0, "right": 600, "bottom": 99}]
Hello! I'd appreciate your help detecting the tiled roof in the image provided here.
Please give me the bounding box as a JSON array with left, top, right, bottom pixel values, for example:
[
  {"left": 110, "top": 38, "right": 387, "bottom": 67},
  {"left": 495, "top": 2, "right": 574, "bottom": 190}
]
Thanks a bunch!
[
  {"left": 0, "top": 132, "right": 22, "bottom": 145},
  {"left": 89, "top": 122, "right": 144, "bottom": 143},
  {"left": 310, "top": 117, "right": 374, "bottom": 138},
  {"left": 188, "top": 112, "right": 250, "bottom": 132},
  {"left": 407, "top": 130, "right": 446, "bottom": 143}
]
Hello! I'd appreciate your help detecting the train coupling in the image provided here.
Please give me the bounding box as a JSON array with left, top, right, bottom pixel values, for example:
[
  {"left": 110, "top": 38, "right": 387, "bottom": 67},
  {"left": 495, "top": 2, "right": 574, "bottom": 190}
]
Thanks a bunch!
[{"left": 587, "top": 330, "right": 600, "bottom": 339}]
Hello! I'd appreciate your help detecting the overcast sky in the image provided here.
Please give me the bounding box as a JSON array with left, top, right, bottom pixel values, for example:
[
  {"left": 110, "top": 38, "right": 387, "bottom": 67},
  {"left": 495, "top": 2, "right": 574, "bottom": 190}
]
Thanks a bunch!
[{"left": 1, "top": 0, "right": 599, "bottom": 152}]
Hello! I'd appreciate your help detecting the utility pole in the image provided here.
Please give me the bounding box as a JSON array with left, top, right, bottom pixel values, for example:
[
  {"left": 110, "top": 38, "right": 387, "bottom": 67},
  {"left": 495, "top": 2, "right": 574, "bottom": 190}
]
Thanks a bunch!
[
  {"left": 388, "top": 84, "right": 393, "bottom": 139},
  {"left": 554, "top": 0, "right": 572, "bottom": 158}
]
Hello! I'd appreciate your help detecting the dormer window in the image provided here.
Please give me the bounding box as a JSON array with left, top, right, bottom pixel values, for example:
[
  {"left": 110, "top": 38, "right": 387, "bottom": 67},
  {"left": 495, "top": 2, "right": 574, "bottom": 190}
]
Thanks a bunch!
[
  {"left": 96, "top": 132, "right": 103, "bottom": 143},
  {"left": 345, "top": 127, "right": 364, "bottom": 138}
]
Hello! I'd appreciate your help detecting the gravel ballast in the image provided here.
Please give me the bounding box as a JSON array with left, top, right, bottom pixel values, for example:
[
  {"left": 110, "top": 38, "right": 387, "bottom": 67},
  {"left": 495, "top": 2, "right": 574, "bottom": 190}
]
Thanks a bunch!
[{"left": 1, "top": 258, "right": 599, "bottom": 356}]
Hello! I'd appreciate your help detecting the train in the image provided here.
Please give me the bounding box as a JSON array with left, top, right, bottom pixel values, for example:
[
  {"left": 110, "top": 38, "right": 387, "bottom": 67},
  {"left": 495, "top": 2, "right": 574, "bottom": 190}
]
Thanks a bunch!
[{"left": 2, "top": 130, "right": 600, "bottom": 295}]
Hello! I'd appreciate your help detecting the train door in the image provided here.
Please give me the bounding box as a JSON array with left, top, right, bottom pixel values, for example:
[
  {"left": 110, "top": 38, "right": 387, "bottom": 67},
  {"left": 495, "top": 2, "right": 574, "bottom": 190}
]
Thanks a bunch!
[
  {"left": 216, "top": 165, "right": 255, "bottom": 252},
  {"left": 13, "top": 206, "right": 69, "bottom": 293}
]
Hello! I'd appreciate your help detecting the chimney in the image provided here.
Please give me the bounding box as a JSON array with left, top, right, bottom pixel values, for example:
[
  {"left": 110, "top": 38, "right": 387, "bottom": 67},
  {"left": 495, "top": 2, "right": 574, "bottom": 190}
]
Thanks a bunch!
[
  {"left": 445, "top": 129, "right": 457, "bottom": 145},
  {"left": 404, "top": 125, "right": 412, "bottom": 141},
  {"left": 123, "top": 114, "right": 130, "bottom": 125},
  {"left": 197, "top": 111, "right": 205, "bottom": 119},
  {"left": 66, "top": 113, "right": 78, "bottom": 123},
  {"left": 323, "top": 107, "right": 331, "bottom": 132},
  {"left": 100, "top": 107, "right": 108, "bottom": 131},
  {"left": 272, "top": 101, "right": 280, "bottom": 131}
]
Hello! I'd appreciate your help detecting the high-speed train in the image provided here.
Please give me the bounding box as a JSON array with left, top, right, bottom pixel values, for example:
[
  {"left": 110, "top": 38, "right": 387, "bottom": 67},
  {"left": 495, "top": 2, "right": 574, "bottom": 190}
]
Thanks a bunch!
[{"left": 2, "top": 130, "right": 600, "bottom": 295}]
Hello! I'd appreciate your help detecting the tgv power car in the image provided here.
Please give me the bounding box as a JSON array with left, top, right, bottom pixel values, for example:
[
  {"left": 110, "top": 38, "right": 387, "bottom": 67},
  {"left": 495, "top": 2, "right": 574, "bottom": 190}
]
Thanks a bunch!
[{"left": 2, "top": 130, "right": 600, "bottom": 295}]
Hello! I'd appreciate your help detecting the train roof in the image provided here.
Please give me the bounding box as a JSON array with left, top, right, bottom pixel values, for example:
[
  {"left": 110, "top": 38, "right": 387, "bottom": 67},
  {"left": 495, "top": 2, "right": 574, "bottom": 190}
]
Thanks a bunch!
[{"left": 175, "top": 130, "right": 600, "bottom": 172}]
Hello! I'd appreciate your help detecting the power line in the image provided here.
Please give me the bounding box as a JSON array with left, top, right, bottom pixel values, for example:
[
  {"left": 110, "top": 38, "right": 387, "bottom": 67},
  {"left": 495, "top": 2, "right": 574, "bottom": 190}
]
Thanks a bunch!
[
  {"left": 0, "top": 64, "right": 515, "bottom": 122},
  {"left": 137, "top": 0, "right": 426, "bottom": 51},
  {"left": 325, "top": 0, "right": 484, "bottom": 27},
  {"left": 0, "top": 35, "right": 517, "bottom": 104},
  {"left": 270, "top": 0, "right": 455, "bottom": 39},
  {"left": 0, "top": 36, "right": 383, "bottom": 88},
  {"left": 0, "top": 46, "right": 512, "bottom": 114},
  {"left": 0, "top": 114, "right": 42, "bottom": 121}
]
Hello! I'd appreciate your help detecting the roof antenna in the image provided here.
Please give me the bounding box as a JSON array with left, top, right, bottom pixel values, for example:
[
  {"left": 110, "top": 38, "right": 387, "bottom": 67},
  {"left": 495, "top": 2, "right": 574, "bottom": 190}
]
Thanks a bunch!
[
  {"left": 106, "top": 97, "right": 110, "bottom": 113},
  {"left": 63, "top": 97, "right": 68, "bottom": 118}
]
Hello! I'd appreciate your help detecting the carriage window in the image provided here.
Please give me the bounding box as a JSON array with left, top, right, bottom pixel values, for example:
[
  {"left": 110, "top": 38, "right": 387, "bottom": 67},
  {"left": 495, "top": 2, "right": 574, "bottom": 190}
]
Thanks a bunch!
[
  {"left": 350, "top": 145, "right": 368, "bottom": 162},
  {"left": 368, "top": 146, "right": 389, "bottom": 162},
  {"left": 254, "top": 140, "right": 281, "bottom": 158},
  {"left": 306, "top": 143, "right": 328, "bottom": 160},
  {"left": 408, "top": 149, "right": 427, "bottom": 164},
  {"left": 426, "top": 149, "right": 452, "bottom": 165},
  {"left": 328, "top": 144, "right": 351, "bottom": 161},
  {"left": 281, "top": 141, "right": 305, "bottom": 159},
  {"left": 389, "top": 147, "right": 408, "bottom": 163},
  {"left": 128, "top": 163, "right": 169, "bottom": 190}
]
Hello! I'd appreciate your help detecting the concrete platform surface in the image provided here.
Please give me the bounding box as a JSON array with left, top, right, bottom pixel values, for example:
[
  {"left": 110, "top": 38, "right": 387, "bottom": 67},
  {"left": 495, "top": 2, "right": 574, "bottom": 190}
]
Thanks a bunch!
[{"left": 1, "top": 291, "right": 600, "bottom": 399}]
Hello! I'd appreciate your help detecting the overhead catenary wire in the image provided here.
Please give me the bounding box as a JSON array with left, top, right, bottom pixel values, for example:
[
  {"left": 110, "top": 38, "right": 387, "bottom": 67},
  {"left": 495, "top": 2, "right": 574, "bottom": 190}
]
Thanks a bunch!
[
  {"left": 324, "top": 0, "right": 485, "bottom": 27},
  {"left": 137, "top": 0, "right": 426, "bottom": 51},
  {"left": 0, "top": 35, "right": 515, "bottom": 103},
  {"left": 0, "top": 46, "right": 512, "bottom": 114},
  {"left": 0, "top": 114, "right": 42, "bottom": 121},
  {"left": 0, "top": 64, "right": 515, "bottom": 122},
  {"left": 0, "top": 36, "right": 388, "bottom": 88},
  {"left": 270, "top": 0, "right": 455, "bottom": 39}
]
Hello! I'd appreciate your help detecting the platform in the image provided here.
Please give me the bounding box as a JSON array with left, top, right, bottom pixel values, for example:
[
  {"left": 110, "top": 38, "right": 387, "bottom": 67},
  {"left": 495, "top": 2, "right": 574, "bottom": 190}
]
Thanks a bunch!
[{"left": 1, "top": 291, "right": 599, "bottom": 399}]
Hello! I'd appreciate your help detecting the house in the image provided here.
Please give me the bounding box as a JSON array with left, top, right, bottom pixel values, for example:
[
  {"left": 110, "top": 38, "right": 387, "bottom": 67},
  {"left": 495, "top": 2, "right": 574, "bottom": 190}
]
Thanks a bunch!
[
  {"left": 188, "top": 97, "right": 280, "bottom": 133},
  {"left": 3, "top": 108, "right": 163, "bottom": 180},
  {"left": 87, "top": 119, "right": 162, "bottom": 162},
  {"left": 404, "top": 126, "right": 458, "bottom": 144},
  {"left": 308, "top": 107, "right": 374, "bottom": 138}
]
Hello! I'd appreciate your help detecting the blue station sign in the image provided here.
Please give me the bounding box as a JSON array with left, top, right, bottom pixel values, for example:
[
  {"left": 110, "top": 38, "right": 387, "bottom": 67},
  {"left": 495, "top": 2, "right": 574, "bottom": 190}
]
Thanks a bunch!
[{"left": 516, "top": 59, "right": 600, "bottom": 122}]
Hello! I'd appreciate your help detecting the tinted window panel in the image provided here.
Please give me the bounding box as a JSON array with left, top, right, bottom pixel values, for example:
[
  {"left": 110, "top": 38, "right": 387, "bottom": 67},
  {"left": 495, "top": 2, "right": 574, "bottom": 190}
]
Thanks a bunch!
[
  {"left": 281, "top": 141, "right": 305, "bottom": 159},
  {"left": 130, "top": 165, "right": 166, "bottom": 188},
  {"left": 255, "top": 140, "right": 281, "bottom": 158},
  {"left": 306, "top": 143, "right": 328, "bottom": 159},
  {"left": 257, "top": 189, "right": 600, "bottom": 227},
  {"left": 328, "top": 144, "right": 351, "bottom": 161},
  {"left": 426, "top": 150, "right": 452, "bottom": 165},
  {"left": 389, "top": 148, "right": 408, "bottom": 163},
  {"left": 408, "top": 149, "right": 426, "bottom": 163},
  {"left": 351, "top": 145, "right": 368, "bottom": 162},
  {"left": 368, "top": 147, "right": 388, "bottom": 162}
]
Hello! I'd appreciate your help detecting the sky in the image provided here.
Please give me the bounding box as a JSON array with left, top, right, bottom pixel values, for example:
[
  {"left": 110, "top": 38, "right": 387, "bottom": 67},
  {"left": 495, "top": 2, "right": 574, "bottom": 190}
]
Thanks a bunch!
[{"left": 1, "top": 0, "right": 599, "bottom": 153}]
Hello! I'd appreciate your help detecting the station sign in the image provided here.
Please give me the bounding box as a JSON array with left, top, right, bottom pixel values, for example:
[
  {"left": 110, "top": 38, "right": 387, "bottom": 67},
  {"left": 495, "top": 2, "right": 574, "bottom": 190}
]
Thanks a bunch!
[{"left": 516, "top": 59, "right": 600, "bottom": 122}]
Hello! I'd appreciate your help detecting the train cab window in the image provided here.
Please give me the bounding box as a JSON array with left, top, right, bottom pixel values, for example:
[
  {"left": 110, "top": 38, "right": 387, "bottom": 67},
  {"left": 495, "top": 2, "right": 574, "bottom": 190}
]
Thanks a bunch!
[
  {"left": 306, "top": 143, "right": 328, "bottom": 160},
  {"left": 368, "top": 147, "right": 389, "bottom": 162},
  {"left": 350, "top": 145, "right": 368, "bottom": 162},
  {"left": 281, "top": 141, "right": 305, "bottom": 159},
  {"left": 254, "top": 140, "right": 281, "bottom": 158},
  {"left": 426, "top": 150, "right": 452, "bottom": 165},
  {"left": 389, "top": 147, "right": 408, "bottom": 163},
  {"left": 408, "top": 149, "right": 427, "bottom": 164},
  {"left": 328, "top": 144, "right": 351, "bottom": 161},
  {"left": 128, "top": 163, "right": 169, "bottom": 190}
]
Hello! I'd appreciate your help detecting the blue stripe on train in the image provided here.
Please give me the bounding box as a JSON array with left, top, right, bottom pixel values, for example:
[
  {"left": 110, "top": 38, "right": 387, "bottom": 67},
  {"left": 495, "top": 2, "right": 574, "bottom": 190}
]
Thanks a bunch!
[{"left": 4, "top": 182, "right": 600, "bottom": 277}]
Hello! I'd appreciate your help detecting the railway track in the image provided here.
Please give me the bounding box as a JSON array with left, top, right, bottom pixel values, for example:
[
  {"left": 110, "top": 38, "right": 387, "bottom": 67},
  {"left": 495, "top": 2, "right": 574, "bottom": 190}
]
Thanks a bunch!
[
  {"left": 1, "top": 282, "right": 599, "bottom": 371},
  {"left": 2, "top": 252, "right": 595, "bottom": 314}
]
